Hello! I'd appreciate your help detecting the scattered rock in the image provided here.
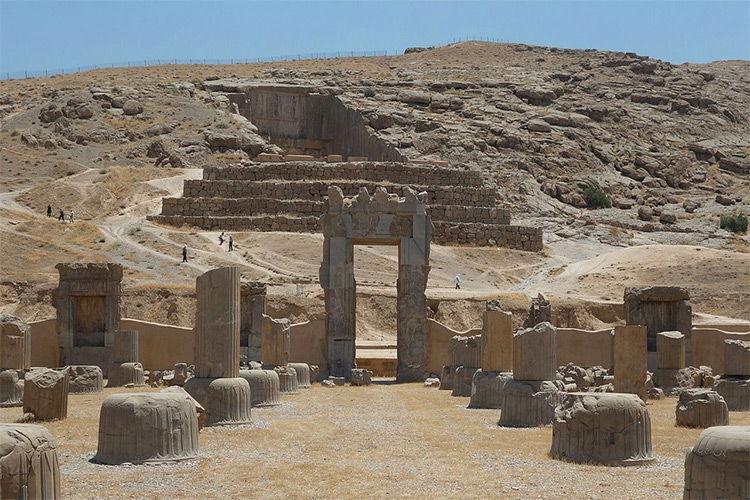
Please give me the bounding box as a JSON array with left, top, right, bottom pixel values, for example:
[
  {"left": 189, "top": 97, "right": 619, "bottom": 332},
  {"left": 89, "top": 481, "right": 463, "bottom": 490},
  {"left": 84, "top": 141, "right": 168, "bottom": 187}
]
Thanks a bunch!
[{"left": 122, "top": 100, "right": 143, "bottom": 115}]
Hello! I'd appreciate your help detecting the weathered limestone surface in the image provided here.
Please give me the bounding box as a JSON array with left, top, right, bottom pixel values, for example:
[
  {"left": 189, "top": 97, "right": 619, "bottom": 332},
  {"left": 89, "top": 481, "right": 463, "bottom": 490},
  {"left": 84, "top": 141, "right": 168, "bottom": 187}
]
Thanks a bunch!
[
  {"left": 240, "top": 281, "right": 266, "bottom": 361},
  {"left": 676, "top": 389, "right": 729, "bottom": 428},
  {"left": 623, "top": 286, "right": 692, "bottom": 359},
  {"left": 714, "top": 378, "right": 750, "bottom": 411},
  {"left": 288, "top": 362, "right": 311, "bottom": 388},
  {"left": 55, "top": 263, "right": 123, "bottom": 371},
  {"left": 452, "top": 335, "right": 483, "bottom": 369},
  {"left": 238, "top": 369, "right": 281, "bottom": 407},
  {"left": 161, "top": 386, "right": 206, "bottom": 429},
  {"left": 0, "top": 423, "right": 61, "bottom": 499},
  {"left": 469, "top": 370, "right": 512, "bottom": 409},
  {"left": 93, "top": 393, "right": 199, "bottom": 464},
  {"left": 66, "top": 365, "right": 103, "bottom": 394},
  {"left": 522, "top": 294, "right": 551, "bottom": 329},
  {"left": 275, "top": 366, "right": 299, "bottom": 394},
  {"left": 107, "top": 362, "right": 145, "bottom": 388},
  {"left": 482, "top": 306, "right": 512, "bottom": 372},
  {"left": 261, "top": 315, "right": 290, "bottom": 367},
  {"left": 350, "top": 368, "right": 373, "bottom": 386},
  {"left": 657, "top": 331, "right": 685, "bottom": 369},
  {"left": 439, "top": 365, "right": 454, "bottom": 391},
  {"left": 614, "top": 325, "right": 648, "bottom": 400},
  {"left": 23, "top": 369, "right": 69, "bottom": 421},
  {"left": 194, "top": 267, "right": 241, "bottom": 378},
  {"left": 0, "top": 370, "right": 24, "bottom": 407},
  {"left": 112, "top": 330, "right": 139, "bottom": 363},
  {"left": 683, "top": 426, "right": 750, "bottom": 500},
  {"left": 550, "top": 392, "right": 654, "bottom": 465},
  {"left": 724, "top": 339, "right": 750, "bottom": 377},
  {"left": 0, "top": 315, "right": 31, "bottom": 370},
  {"left": 513, "top": 322, "right": 557, "bottom": 381},
  {"left": 452, "top": 367, "right": 480, "bottom": 397},
  {"left": 320, "top": 186, "right": 431, "bottom": 381},
  {"left": 183, "top": 377, "right": 251, "bottom": 426},
  {"left": 499, "top": 380, "right": 559, "bottom": 427}
]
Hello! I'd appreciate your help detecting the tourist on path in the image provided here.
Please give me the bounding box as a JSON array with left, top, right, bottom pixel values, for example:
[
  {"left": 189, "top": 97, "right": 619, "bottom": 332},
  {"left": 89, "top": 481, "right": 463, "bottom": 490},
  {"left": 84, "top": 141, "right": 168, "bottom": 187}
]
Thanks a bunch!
[
  {"left": 182, "top": 245, "right": 188, "bottom": 263},
  {"left": 454, "top": 273, "right": 462, "bottom": 290},
  {"left": 58, "top": 208, "right": 65, "bottom": 221},
  {"left": 228, "top": 235, "right": 234, "bottom": 252},
  {"left": 46, "top": 205, "right": 52, "bottom": 217},
  {"left": 69, "top": 210, "right": 74, "bottom": 223},
  {"left": 219, "top": 232, "right": 225, "bottom": 246}
]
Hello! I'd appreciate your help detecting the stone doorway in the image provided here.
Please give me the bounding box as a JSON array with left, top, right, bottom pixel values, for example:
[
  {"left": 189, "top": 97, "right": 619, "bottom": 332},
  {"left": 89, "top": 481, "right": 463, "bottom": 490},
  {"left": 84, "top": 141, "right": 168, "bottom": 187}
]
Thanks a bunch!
[{"left": 319, "top": 186, "right": 431, "bottom": 382}]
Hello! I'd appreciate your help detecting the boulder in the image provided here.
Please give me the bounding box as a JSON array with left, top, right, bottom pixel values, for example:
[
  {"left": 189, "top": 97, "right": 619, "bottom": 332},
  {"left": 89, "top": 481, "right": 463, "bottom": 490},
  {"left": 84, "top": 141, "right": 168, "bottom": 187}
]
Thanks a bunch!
[
  {"left": 350, "top": 368, "right": 373, "bottom": 386},
  {"left": 122, "top": 100, "right": 143, "bottom": 115}
]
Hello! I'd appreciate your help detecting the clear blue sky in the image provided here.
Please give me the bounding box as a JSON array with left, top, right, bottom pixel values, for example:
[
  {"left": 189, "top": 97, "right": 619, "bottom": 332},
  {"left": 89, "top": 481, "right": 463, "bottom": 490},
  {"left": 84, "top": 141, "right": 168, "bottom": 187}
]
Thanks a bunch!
[{"left": 1, "top": 1, "right": 748, "bottom": 75}]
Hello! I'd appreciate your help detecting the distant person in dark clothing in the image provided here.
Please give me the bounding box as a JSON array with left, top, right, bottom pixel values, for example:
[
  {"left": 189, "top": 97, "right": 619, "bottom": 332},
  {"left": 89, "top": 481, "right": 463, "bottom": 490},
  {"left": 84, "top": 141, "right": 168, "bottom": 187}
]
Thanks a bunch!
[
  {"left": 228, "top": 235, "right": 233, "bottom": 252},
  {"left": 219, "top": 232, "right": 225, "bottom": 246},
  {"left": 182, "top": 245, "right": 188, "bottom": 263},
  {"left": 58, "top": 208, "right": 65, "bottom": 221},
  {"left": 47, "top": 205, "right": 52, "bottom": 217}
]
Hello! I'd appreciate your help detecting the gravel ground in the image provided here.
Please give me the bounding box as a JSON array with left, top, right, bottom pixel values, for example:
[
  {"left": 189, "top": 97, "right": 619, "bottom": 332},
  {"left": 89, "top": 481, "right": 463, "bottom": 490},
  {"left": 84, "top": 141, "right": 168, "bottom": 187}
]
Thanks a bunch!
[{"left": 1, "top": 383, "right": 748, "bottom": 499}]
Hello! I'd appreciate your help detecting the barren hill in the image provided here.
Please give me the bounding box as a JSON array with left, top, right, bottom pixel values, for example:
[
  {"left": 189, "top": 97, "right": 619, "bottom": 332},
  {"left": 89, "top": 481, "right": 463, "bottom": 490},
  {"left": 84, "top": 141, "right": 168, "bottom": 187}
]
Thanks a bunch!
[{"left": 1, "top": 41, "right": 748, "bottom": 334}]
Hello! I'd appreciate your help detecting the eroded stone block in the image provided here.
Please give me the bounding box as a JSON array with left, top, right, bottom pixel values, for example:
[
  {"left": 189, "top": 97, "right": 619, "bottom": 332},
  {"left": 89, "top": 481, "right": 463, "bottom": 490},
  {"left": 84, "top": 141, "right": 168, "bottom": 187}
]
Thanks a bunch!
[
  {"left": 23, "top": 369, "right": 69, "bottom": 421},
  {"left": 66, "top": 365, "right": 103, "bottom": 394},
  {"left": 656, "top": 331, "right": 685, "bottom": 370},
  {"left": 287, "top": 362, "right": 311, "bottom": 388},
  {"left": 499, "top": 380, "right": 558, "bottom": 427},
  {"left": 239, "top": 369, "right": 281, "bottom": 407},
  {"left": 0, "top": 369, "right": 24, "bottom": 407},
  {"left": 676, "top": 389, "right": 729, "bottom": 428},
  {"left": 714, "top": 377, "right": 750, "bottom": 411},
  {"left": 0, "top": 315, "right": 31, "bottom": 370},
  {"left": 452, "top": 366, "right": 480, "bottom": 397},
  {"left": 183, "top": 377, "right": 252, "bottom": 426},
  {"left": 724, "top": 339, "right": 750, "bottom": 377},
  {"left": 614, "top": 325, "right": 647, "bottom": 400},
  {"left": 0, "top": 424, "right": 60, "bottom": 498},
  {"left": 350, "top": 368, "right": 373, "bottom": 386},
  {"left": 468, "top": 370, "right": 512, "bottom": 409},
  {"left": 684, "top": 426, "right": 750, "bottom": 499},
  {"left": 513, "top": 322, "right": 557, "bottom": 381}
]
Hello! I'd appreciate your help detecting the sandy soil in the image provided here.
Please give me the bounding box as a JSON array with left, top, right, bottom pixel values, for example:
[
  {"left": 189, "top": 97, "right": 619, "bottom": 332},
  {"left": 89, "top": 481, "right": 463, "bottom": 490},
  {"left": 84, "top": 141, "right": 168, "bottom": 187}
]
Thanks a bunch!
[{"left": 1, "top": 384, "right": 748, "bottom": 499}]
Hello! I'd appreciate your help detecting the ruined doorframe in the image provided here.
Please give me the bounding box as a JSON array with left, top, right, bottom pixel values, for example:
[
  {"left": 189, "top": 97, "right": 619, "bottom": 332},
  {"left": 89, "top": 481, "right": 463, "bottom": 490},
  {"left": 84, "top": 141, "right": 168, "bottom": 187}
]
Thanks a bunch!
[{"left": 319, "top": 186, "right": 431, "bottom": 382}]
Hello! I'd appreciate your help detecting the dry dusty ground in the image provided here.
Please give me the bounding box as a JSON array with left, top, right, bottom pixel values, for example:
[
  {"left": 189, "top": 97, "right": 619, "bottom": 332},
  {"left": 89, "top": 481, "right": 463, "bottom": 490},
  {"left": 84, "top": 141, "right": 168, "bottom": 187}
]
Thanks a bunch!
[{"left": 2, "top": 383, "right": 748, "bottom": 499}]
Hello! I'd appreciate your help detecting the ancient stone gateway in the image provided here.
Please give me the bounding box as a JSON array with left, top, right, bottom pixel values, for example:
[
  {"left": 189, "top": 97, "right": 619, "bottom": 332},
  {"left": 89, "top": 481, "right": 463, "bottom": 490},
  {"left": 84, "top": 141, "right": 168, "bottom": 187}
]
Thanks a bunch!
[{"left": 319, "top": 186, "right": 431, "bottom": 381}]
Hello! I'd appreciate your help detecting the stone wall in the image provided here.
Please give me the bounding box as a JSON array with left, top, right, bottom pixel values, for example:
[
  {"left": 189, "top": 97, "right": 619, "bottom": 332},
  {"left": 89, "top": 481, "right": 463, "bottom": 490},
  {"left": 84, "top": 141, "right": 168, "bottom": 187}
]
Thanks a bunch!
[
  {"left": 556, "top": 328, "right": 615, "bottom": 369},
  {"left": 289, "top": 319, "right": 327, "bottom": 373},
  {"left": 425, "top": 318, "right": 483, "bottom": 374},
  {"left": 692, "top": 328, "right": 750, "bottom": 374}
]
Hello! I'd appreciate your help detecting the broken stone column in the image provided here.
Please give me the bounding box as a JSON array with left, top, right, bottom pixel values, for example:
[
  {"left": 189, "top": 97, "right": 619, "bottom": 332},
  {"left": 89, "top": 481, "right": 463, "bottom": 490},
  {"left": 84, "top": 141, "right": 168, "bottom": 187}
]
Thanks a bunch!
[
  {"left": 185, "top": 267, "right": 251, "bottom": 426},
  {"left": 65, "top": 365, "right": 103, "bottom": 394},
  {"left": 288, "top": 363, "right": 311, "bottom": 388},
  {"left": 261, "top": 315, "right": 290, "bottom": 367},
  {"left": 107, "top": 363, "right": 145, "bottom": 388},
  {"left": 451, "top": 335, "right": 483, "bottom": 397},
  {"left": 482, "top": 302, "right": 512, "bottom": 372},
  {"left": 654, "top": 331, "right": 685, "bottom": 393},
  {"left": 683, "top": 426, "right": 750, "bottom": 500},
  {"left": 0, "top": 315, "right": 31, "bottom": 371},
  {"left": 676, "top": 389, "right": 729, "bottom": 428},
  {"left": 239, "top": 369, "right": 281, "bottom": 407},
  {"left": 23, "top": 369, "right": 69, "bottom": 421},
  {"left": 522, "top": 293, "right": 551, "bottom": 329},
  {"left": 714, "top": 339, "right": 750, "bottom": 411},
  {"left": 93, "top": 392, "right": 199, "bottom": 464},
  {"left": 351, "top": 368, "right": 373, "bottom": 386},
  {"left": 614, "top": 325, "right": 648, "bottom": 401},
  {"left": 112, "top": 330, "right": 139, "bottom": 363},
  {"left": 469, "top": 370, "right": 512, "bottom": 409},
  {"left": 550, "top": 392, "right": 654, "bottom": 465},
  {"left": 440, "top": 335, "right": 464, "bottom": 391},
  {"left": 439, "top": 365, "right": 455, "bottom": 391},
  {"left": 275, "top": 365, "right": 299, "bottom": 394},
  {"left": 500, "top": 322, "right": 559, "bottom": 427},
  {"left": 0, "top": 370, "right": 24, "bottom": 407},
  {"left": 0, "top": 423, "right": 61, "bottom": 499},
  {"left": 108, "top": 331, "right": 144, "bottom": 387},
  {"left": 240, "top": 281, "right": 267, "bottom": 362}
]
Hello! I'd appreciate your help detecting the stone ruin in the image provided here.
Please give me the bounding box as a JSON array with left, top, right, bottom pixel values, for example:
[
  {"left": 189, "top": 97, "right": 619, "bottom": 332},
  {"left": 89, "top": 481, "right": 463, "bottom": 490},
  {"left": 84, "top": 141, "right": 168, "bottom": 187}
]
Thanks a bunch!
[
  {"left": 653, "top": 330, "right": 685, "bottom": 393},
  {"left": 450, "top": 335, "right": 483, "bottom": 397},
  {"left": 23, "top": 369, "right": 69, "bottom": 421},
  {"left": 469, "top": 301, "right": 513, "bottom": 409},
  {"left": 240, "top": 281, "right": 267, "bottom": 362},
  {"left": 624, "top": 286, "right": 692, "bottom": 363},
  {"left": 288, "top": 362, "right": 312, "bottom": 388},
  {"left": 183, "top": 267, "right": 252, "bottom": 426},
  {"left": 320, "top": 186, "right": 431, "bottom": 382},
  {"left": 613, "top": 325, "right": 648, "bottom": 401},
  {"left": 260, "top": 314, "right": 299, "bottom": 394},
  {"left": 350, "top": 368, "right": 373, "bottom": 386},
  {"left": 65, "top": 366, "right": 103, "bottom": 394},
  {"left": 93, "top": 391, "right": 200, "bottom": 465},
  {"left": 499, "top": 322, "right": 559, "bottom": 427},
  {"left": 238, "top": 369, "right": 281, "bottom": 407},
  {"left": 675, "top": 389, "right": 729, "bottom": 428},
  {"left": 107, "top": 330, "right": 145, "bottom": 388},
  {"left": 522, "top": 293, "right": 551, "bottom": 329},
  {"left": 149, "top": 160, "right": 543, "bottom": 250},
  {"left": 714, "top": 339, "right": 750, "bottom": 410},
  {"left": 683, "top": 426, "right": 750, "bottom": 499},
  {"left": 0, "top": 315, "right": 31, "bottom": 407},
  {"left": 0, "top": 423, "right": 61, "bottom": 498},
  {"left": 54, "top": 263, "right": 123, "bottom": 372},
  {"left": 550, "top": 392, "right": 654, "bottom": 465}
]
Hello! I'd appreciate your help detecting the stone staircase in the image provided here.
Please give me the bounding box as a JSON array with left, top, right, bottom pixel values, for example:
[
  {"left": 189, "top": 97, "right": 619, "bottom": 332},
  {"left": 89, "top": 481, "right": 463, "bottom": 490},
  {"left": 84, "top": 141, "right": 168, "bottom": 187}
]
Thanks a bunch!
[{"left": 148, "top": 161, "right": 543, "bottom": 251}]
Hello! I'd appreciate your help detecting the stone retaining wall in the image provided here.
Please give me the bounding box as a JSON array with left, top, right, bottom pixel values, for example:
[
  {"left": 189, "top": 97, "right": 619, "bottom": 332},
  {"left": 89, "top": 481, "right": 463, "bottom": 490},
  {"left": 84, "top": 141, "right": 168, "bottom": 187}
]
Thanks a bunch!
[
  {"left": 204, "top": 162, "right": 484, "bottom": 187},
  {"left": 182, "top": 179, "right": 496, "bottom": 207},
  {"left": 160, "top": 197, "right": 511, "bottom": 225}
]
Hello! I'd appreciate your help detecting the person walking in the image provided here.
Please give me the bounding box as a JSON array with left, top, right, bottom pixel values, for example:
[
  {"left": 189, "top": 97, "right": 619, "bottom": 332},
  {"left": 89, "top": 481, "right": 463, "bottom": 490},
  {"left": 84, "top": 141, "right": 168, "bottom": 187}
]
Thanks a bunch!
[
  {"left": 228, "top": 234, "right": 234, "bottom": 252},
  {"left": 58, "top": 208, "right": 65, "bottom": 221},
  {"left": 182, "top": 245, "right": 188, "bottom": 263},
  {"left": 46, "top": 205, "right": 52, "bottom": 217},
  {"left": 69, "top": 210, "right": 74, "bottom": 223},
  {"left": 454, "top": 273, "right": 462, "bottom": 290},
  {"left": 219, "top": 232, "right": 225, "bottom": 246}
]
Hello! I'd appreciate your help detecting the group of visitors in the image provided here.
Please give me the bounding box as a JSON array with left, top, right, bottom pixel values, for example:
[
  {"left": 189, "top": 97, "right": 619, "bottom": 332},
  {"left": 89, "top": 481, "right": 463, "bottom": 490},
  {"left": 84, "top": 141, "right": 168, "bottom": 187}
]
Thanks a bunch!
[
  {"left": 180, "top": 232, "right": 234, "bottom": 263},
  {"left": 48, "top": 205, "right": 73, "bottom": 223}
]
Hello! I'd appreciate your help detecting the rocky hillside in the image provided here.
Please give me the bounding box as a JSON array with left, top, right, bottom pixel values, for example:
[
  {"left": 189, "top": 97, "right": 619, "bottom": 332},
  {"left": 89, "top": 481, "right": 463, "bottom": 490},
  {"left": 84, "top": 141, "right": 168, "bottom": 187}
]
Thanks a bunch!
[{"left": 1, "top": 41, "right": 748, "bottom": 249}]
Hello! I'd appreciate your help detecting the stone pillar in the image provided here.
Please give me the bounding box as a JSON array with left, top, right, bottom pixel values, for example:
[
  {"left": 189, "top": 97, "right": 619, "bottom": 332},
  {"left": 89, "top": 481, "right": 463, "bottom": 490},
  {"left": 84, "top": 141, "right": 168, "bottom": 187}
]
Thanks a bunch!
[
  {"left": 684, "top": 426, "right": 750, "bottom": 500},
  {"left": 714, "top": 339, "right": 750, "bottom": 411},
  {"left": 0, "top": 315, "right": 31, "bottom": 370},
  {"left": 482, "top": 306, "right": 512, "bottom": 372},
  {"left": 194, "top": 267, "right": 240, "bottom": 378},
  {"left": 724, "top": 339, "right": 750, "bottom": 377},
  {"left": 321, "top": 236, "right": 356, "bottom": 379},
  {"left": 23, "top": 369, "right": 69, "bottom": 421},
  {"left": 240, "top": 281, "right": 266, "bottom": 362},
  {"left": 513, "top": 322, "right": 557, "bottom": 381},
  {"left": 654, "top": 331, "right": 685, "bottom": 393},
  {"left": 112, "top": 330, "right": 139, "bottom": 363},
  {"left": 614, "top": 325, "right": 647, "bottom": 401},
  {"left": 108, "top": 331, "right": 143, "bottom": 388},
  {"left": 260, "top": 315, "right": 290, "bottom": 367}
]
